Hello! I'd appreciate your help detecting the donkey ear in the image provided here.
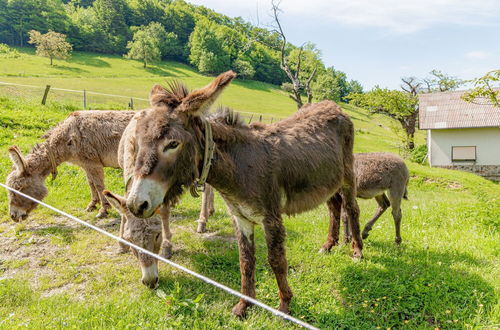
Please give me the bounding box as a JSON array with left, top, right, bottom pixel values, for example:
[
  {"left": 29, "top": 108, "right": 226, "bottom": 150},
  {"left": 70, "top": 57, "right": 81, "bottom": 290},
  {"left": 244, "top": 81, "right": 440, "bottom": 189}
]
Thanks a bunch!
[
  {"left": 149, "top": 84, "right": 182, "bottom": 108},
  {"left": 103, "top": 190, "right": 127, "bottom": 214},
  {"left": 180, "top": 71, "right": 236, "bottom": 116},
  {"left": 8, "top": 146, "right": 27, "bottom": 173}
]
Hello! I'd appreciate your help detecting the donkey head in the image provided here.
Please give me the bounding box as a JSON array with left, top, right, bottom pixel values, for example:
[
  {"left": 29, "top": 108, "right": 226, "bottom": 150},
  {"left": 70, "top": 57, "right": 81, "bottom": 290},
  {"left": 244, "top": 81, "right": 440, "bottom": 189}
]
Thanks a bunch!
[
  {"left": 103, "top": 190, "right": 162, "bottom": 289},
  {"left": 6, "top": 146, "right": 48, "bottom": 221},
  {"left": 126, "top": 71, "right": 236, "bottom": 218}
]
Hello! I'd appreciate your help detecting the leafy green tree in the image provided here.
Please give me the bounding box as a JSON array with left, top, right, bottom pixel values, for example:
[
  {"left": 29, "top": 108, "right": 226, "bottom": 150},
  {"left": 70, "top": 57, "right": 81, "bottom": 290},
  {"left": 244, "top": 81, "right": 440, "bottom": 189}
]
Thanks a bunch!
[
  {"left": 28, "top": 30, "right": 72, "bottom": 65},
  {"left": 189, "top": 19, "right": 230, "bottom": 74},
  {"left": 126, "top": 24, "right": 162, "bottom": 68},
  {"left": 349, "top": 88, "right": 418, "bottom": 149},
  {"left": 313, "top": 67, "right": 351, "bottom": 102},
  {"left": 233, "top": 58, "right": 255, "bottom": 79},
  {"left": 348, "top": 80, "right": 363, "bottom": 94},
  {"left": 91, "top": 0, "right": 131, "bottom": 53},
  {"left": 462, "top": 70, "right": 500, "bottom": 107}
]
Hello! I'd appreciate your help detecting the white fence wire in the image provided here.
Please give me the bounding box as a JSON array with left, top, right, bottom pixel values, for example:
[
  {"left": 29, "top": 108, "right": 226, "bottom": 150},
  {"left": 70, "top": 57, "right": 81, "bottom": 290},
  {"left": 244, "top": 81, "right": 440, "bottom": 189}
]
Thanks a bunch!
[
  {"left": 0, "top": 81, "right": 285, "bottom": 124},
  {"left": 0, "top": 182, "right": 318, "bottom": 330}
]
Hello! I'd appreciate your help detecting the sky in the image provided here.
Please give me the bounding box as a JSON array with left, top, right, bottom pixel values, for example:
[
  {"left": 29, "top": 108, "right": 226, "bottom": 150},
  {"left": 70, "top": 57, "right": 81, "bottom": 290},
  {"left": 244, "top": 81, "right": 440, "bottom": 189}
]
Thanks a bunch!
[{"left": 189, "top": 0, "right": 500, "bottom": 90}]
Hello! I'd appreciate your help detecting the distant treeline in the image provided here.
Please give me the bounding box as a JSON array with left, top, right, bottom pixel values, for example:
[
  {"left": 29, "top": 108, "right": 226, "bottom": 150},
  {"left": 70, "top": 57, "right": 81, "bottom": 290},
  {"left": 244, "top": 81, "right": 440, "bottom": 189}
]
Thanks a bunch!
[{"left": 0, "top": 0, "right": 362, "bottom": 98}]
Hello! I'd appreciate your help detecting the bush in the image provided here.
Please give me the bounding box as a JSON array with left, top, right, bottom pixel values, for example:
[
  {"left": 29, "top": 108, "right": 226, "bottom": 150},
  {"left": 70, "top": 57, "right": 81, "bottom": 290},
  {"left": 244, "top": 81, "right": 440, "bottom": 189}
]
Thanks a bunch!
[
  {"left": 233, "top": 59, "right": 255, "bottom": 80},
  {"left": 410, "top": 144, "right": 428, "bottom": 164},
  {"left": 0, "top": 43, "right": 20, "bottom": 58},
  {"left": 281, "top": 82, "right": 294, "bottom": 93}
]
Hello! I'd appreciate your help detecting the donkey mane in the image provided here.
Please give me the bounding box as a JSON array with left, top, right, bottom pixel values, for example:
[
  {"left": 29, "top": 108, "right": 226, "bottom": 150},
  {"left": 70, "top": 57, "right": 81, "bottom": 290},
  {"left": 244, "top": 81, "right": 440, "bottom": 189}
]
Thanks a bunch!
[
  {"left": 165, "top": 80, "right": 190, "bottom": 100},
  {"left": 210, "top": 106, "right": 247, "bottom": 128}
]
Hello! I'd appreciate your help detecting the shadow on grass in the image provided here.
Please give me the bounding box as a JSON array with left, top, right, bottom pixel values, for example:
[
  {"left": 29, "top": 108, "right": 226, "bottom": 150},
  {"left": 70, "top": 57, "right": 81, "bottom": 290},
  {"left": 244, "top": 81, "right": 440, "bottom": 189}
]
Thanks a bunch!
[
  {"left": 145, "top": 64, "right": 187, "bottom": 77},
  {"left": 66, "top": 55, "right": 111, "bottom": 68},
  {"left": 52, "top": 65, "right": 89, "bottom": 74},
  {"left": 302, "top": 241, "right": 495, "bottom": 328},
  {"left": 232, "top": 79, "right": 274, "bottom": 93}
]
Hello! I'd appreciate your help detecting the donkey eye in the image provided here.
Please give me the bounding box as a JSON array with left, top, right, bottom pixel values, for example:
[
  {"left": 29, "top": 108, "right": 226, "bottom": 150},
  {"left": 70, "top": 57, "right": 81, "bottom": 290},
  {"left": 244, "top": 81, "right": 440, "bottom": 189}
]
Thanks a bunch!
[{"left": 163, "top": 141, "right": 179, "bottom": 152}]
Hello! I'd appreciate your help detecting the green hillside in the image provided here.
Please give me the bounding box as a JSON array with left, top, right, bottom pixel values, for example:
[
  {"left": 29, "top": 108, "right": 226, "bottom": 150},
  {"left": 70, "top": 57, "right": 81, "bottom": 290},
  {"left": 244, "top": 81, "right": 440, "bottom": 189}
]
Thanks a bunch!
[{"left": 0, "top": 51, "right": 498, "bottom": 329}]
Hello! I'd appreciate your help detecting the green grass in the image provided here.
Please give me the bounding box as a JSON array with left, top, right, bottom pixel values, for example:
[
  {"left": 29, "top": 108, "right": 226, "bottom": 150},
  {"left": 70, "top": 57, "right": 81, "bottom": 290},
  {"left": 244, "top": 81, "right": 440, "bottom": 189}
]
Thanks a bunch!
[{"left": 0, "top": 51, "right": 499, "bottom": 329}]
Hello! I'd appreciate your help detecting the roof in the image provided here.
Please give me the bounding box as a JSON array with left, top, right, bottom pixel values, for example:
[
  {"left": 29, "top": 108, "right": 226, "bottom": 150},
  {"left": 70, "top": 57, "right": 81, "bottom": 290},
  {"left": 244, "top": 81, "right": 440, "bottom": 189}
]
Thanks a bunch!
[{"left": 419, "top": 90, "right": 500, "bottom": 130}]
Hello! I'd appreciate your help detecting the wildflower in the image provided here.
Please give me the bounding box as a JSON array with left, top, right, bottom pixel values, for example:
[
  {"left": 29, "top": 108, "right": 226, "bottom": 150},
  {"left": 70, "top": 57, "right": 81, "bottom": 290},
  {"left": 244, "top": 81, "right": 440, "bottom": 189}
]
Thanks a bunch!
[
  {"left": 404, "top": 320, "right": 409, "bottom": 324},
  {"left": 362, "top": 303, "right": 368, "bottom": 307},
  {"left": 445, "top": 310, "right": 451, "bottom": 314},
  {"left": 478, "top": 304, "right": 484, "bottom": 307}
]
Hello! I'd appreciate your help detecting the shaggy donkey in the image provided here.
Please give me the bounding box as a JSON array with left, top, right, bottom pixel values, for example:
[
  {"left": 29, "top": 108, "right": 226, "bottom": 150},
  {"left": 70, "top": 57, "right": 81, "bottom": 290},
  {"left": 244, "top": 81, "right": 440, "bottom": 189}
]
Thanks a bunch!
[
  {"left": 321, "top": 152, "right": 409, "bottom": 252},
  {"left": 7, "top": 111, "right": 135, "bottom": 220},
  {"left": 103, "top": 190, "right": 163, "bottom": 289},
  {"left": 122, "top": 71, "right": 363, "bottom": 316}
]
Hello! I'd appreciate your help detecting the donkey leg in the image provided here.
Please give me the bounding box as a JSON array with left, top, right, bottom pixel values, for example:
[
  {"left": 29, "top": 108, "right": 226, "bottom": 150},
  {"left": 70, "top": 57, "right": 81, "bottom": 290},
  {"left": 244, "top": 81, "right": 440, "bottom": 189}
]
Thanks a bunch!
[
  {"left": 231, "top": 215, "right": 256, "bottom": 318},
  {"left": 263, "top": 215, "right": 293, "bottom": 314},
  {"left": 341, "top": 185, "right": 363, "bottom": 259},
  {"left": 207, "top": 184, "right": 215, "bottom": 216},
  {"left": 86, "top": 166, "right": 109, "bottom": 218},
  {"left": 83, "top": 170, "right": 100, "bottom": 212},
  {"left": 362, "top": 193, "right": 390, "bottom": 240},
  {"left": 388, "top": 192, "right": 403, "bottom": 245},
  {"left": 197, "top": 185, "right": 212, "bottom": 233},
  {"left": 159, "top": 205, "right": 173, "bottom": 259},
  {"left": 341, "top": 207, "right": 352, "bottom": 244},
  {"left": 117, "top": 214, "right": 130, "bottom": 254},
  {"left": 320, "top": 193, "right": 342, "bottom": 253}
]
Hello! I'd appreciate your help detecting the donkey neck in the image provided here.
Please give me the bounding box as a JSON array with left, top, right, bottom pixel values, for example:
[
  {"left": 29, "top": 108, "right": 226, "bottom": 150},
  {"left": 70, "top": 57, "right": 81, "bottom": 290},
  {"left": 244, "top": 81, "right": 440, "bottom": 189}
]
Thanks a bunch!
[
  {"left": 25, "top": 140, "right": 68, "bottom": 178},
  {"left": 205, "top": 122, "right": 268, "bottom": 202}
]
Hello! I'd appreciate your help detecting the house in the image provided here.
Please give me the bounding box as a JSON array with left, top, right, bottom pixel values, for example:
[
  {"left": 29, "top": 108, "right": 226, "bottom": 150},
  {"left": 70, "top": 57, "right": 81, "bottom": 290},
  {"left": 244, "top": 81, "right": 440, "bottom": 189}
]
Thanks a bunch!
[{"left": 419, "top": 90, "right": 500, "bottom": 181}]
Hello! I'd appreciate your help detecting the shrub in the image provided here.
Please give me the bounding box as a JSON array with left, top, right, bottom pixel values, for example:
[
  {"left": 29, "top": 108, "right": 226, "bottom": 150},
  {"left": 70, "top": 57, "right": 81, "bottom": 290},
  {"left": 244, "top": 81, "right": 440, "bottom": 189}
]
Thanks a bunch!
[
  {"left": 0, "top": 43, "right": 20, "bottom": 58},
  {"left": 410, "top": 144, "right": 428, "bottom": 164}
]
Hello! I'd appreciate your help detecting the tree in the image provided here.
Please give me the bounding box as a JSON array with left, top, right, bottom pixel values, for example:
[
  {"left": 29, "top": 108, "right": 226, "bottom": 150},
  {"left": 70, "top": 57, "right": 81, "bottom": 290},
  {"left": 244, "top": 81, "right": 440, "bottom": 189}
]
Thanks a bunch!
[
  {"left": 462, "top": 70, "right": 500, "bottom": 107},
  {"left": 271, "top": 0, "right": 319, "bottom": 109},
  {"left": 313, "top": 67, "right": 364, "bottom": 102},
  {"left": 126, "top": 24, "right": 162, "bottom": 68},
  {"left": 28, "top": 30, "right": 72, "bottom": 65},
  {"left": 233, "top": 58, "right": 255, "bottom": 79},
  {"left": 189, "top": 19, "right": 230, "bottom": 74},
  {"left": 349, "top": 88, "right": 418, "bottom": 149},
  {"left": 423, "top": 69, "right": 463, "bottom": 92}
]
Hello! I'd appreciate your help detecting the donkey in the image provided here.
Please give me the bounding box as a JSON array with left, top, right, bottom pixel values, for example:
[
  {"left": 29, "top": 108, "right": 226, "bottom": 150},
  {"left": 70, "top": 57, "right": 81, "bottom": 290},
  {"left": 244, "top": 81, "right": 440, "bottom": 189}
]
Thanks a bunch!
[
  {"left": 321, "top": 152, "right": 409, "bottom": 252},
  {"left": 7, "top": 111, "right": 135, "bottom": 220},
  {"left": 197, "top": 184, "right": 215, "bottom": 233},
  {"left": 122, "top": 71, "right": 363, "bottom": 316},
  {"left": 103, "top": 190, "right": 162, "bottom": 289}
]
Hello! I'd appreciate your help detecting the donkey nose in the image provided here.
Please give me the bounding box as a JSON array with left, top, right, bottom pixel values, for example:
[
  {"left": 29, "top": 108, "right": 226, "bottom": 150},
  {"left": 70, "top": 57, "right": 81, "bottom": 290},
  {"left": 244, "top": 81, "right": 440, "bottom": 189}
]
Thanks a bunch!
[
  {"left": 142, "top": 277, "right": 159, "bottom": 289},
  {"left": 127, "top": 198, "right": 150, "bottom": 218},
  {"left": 138, "top": 201, "right": 149, "bottom": 214}
]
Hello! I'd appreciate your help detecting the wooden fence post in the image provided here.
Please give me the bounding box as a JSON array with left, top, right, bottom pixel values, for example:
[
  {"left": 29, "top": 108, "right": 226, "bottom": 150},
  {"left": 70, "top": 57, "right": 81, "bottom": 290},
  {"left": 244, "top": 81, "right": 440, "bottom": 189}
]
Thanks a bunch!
[
  {"left": 83, "top": 90, "right": 87, "bottom": 110},
  {"left": 129, "top": 98, "right": 134, "bottom": 109},
  {"left": 41, "top": 85, "right": 51, "bottom": 105},
  {"left": 259, "top": 115, "right": 262, "bottom": 122}
]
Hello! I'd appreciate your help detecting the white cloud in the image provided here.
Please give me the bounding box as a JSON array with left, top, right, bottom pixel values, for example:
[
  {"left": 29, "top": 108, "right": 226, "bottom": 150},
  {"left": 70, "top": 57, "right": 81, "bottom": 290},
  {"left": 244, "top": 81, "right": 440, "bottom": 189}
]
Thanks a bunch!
[
  {"left": 464, "top": 51, "right": 492, "bottom": 60},
  {"left": 190, "top": 0, "right": 500, "bottom": 34}
]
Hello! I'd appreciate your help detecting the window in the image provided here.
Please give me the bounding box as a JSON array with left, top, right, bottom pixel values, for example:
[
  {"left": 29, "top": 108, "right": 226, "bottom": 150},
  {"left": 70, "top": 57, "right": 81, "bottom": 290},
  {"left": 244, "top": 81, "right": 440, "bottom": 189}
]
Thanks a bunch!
[{"left": 452, "top": 146, "right": 476, "bottom": 161}]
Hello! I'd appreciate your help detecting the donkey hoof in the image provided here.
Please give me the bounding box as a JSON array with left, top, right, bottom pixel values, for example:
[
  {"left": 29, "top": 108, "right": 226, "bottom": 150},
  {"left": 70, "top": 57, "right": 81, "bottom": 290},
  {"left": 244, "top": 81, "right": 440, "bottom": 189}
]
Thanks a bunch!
[
  {"left": 361, "top": 232, "right": 369, "bottom": 240},
  {"left": 208, "top": 209, "right": 215, "bottom": 217},
  {"left": 160, "top": 245, "right": 173, "bottom": 259},
  {"left": 231, "top": 302, "right": 248, "bottom": 318},
  {"left": 196, "top": 221, "right": 207, "bottom": 233},
  {"left": 116, "top": 245, "right": 130, "bottom": 254},
  {"left": 395, "top": 238, "right": 402, "bottom": 246},
  {"left": 85, "top": 204, "right": 97, "bottom": 212},
  {"left": 96, "top": 209, "right": 108, "bottom": 219},
  {"left": 352, "top": 253, "right": 363, "bottom": 261},
  {"left": 318, "top": 244, "right": 333, "bottom": 254}
]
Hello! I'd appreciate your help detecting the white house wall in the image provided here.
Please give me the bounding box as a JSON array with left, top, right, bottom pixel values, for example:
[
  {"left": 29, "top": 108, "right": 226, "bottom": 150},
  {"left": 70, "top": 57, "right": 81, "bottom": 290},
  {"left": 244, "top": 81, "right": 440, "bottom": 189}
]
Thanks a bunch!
[{"left": 430, "top": 127, "right": 500, "bottom": 166}]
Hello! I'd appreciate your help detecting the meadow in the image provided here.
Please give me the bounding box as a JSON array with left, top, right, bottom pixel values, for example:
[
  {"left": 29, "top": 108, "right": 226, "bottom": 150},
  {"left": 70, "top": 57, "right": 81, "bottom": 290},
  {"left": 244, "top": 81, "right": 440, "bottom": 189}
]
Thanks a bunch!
[{"left": 0, "top": 50, "right": 498, "bottom": 329}]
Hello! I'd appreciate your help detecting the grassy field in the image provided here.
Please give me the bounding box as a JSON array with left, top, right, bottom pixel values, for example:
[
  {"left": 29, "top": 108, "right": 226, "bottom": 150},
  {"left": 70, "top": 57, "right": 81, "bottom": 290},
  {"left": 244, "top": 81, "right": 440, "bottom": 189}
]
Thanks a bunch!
[{"left": 0, "top": 50, "right": 499, "bottom": 329}]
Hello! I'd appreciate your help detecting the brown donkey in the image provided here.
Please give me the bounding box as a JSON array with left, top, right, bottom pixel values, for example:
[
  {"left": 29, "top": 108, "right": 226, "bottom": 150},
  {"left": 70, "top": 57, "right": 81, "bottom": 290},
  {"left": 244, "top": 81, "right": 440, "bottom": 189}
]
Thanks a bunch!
[
  {"left": 321, "top": 152, "right": 409, "bottom": 252},
  {"left": 7, "top": 111, "right": 135, "bottom": 220},
  {"left": 123, "top": 71, "right": 363, "bottom": 316}
]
